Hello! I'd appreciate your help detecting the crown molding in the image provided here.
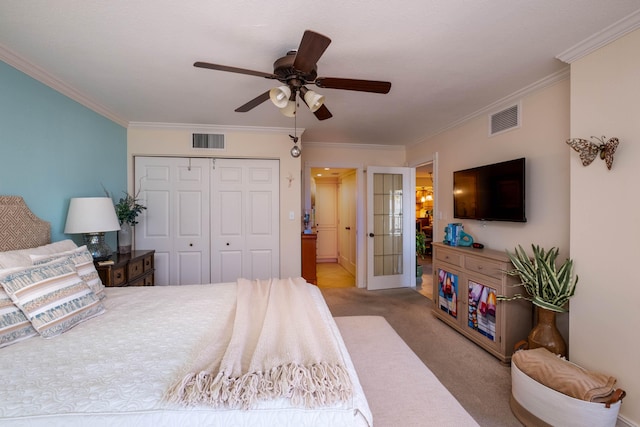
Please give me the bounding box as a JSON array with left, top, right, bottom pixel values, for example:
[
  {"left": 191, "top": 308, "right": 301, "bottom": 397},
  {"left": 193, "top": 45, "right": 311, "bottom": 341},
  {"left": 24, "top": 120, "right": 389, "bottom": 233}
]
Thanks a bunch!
[
  {"left": 303, "top": 141, "right": 405, "bottom": 151},
  {"left": 0, "top": 43, "right": 129, "bottom": 127},
  {"left": 128, "top": 121, "right": 301, "bottom": 135},
  {"left": 556, "top": 9, "right": 640, "bottom": 63},
  {"left": 410, "top": 67, "right": 570, "bottom": 146}
]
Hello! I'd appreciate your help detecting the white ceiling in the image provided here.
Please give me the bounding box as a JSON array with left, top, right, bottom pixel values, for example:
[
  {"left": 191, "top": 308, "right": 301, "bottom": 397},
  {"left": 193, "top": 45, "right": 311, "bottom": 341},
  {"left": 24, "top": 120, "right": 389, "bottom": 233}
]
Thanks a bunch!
[{"left": 1, "top": 1, "right": 639, "bottom": 146}]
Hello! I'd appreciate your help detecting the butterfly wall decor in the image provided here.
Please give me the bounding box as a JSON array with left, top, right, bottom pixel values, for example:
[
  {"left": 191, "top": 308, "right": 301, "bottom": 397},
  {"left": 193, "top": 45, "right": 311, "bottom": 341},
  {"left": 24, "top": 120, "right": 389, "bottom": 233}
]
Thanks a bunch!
[{"left": 565, "top": 135, "right": 619, "bottom": 170}]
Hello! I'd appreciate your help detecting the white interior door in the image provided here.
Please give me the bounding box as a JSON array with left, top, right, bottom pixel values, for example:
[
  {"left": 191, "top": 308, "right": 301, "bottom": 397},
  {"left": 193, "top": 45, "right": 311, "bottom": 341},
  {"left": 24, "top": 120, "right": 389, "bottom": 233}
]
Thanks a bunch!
[
  {"left": 211, "top": 158, "right": 279, "bottom": 282},
  {"left": 315, "top": 181, "right": 338, "bottom": 261},
  {"left": 339, "top": 172, "right": 357, "bottom": 275},
  {"left": 366, "top": 166, "right": 414, "bottom": 290},
  {"left": 134, "top": 157, "right": 210, "bottom": 286}
]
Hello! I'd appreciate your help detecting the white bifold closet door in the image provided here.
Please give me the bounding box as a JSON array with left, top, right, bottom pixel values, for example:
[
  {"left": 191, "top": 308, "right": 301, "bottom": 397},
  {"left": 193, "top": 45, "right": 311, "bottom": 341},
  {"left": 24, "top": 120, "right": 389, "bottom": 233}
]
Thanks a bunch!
[{"left": 134, "top": 157, "right": 279, "bottom": 286}]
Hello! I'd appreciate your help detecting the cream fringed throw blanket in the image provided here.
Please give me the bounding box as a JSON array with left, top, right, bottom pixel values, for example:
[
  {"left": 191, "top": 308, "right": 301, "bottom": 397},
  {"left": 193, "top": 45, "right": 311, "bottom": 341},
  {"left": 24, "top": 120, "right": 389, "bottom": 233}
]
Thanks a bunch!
[{"left": 166, "top": 277, "right": 353, "bottom": 409}]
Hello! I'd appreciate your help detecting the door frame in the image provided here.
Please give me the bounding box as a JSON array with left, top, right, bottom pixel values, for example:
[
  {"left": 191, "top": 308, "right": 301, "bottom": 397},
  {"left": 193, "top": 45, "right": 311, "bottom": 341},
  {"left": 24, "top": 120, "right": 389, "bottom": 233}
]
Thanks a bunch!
[
  {"left": 408, "top": 152, "right": 439, "bottom": 243},
  {"left": 304, "top": 161, "right": 365, "bottom": 288}
]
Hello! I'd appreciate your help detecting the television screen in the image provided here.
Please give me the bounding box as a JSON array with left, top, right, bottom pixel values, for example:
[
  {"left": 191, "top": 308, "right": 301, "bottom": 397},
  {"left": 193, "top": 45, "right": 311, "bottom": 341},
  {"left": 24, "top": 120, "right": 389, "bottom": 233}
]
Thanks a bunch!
[{"left": 453, "top": 158, "right": 526, "bottom": 222}]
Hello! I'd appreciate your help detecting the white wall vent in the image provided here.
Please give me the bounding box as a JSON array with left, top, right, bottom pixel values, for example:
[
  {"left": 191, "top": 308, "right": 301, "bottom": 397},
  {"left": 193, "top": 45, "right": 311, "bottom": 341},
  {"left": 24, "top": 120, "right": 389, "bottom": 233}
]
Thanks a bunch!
[
  {"left": 489, "top": 104, "right": 520, "bottom": 136},
  {"left": 192, "top": 133, "right": 225, "bottom": 149}
]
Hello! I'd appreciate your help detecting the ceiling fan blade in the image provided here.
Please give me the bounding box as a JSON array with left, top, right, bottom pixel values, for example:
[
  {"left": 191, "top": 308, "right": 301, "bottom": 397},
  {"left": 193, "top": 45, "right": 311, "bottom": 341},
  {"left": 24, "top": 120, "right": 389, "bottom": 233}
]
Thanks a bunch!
[
  {"left": 293, "top": 30, "right": 331, "bottom": 74},
  {"left": 194, "top": 61, "right": 277, "bottom": 79},
  {"left": 313, "top": 104, "right": 333, "bottom": 121},
  {"left": 235, "top": 91, "right": 271, "bottom": 112},
  {"left": 315, "top": 77, "right": 391, "bottom": 94}
]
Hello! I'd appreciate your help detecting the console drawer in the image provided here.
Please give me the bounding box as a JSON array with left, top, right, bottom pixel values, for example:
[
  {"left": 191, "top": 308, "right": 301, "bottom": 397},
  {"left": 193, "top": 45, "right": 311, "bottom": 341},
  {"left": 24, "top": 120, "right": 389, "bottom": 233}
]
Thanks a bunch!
[
  {"left": 465, "top": 256, "right": 503, "bottom": 279},
  {"left": 435, "top": 248, "right": 462, "bottom": 267}
]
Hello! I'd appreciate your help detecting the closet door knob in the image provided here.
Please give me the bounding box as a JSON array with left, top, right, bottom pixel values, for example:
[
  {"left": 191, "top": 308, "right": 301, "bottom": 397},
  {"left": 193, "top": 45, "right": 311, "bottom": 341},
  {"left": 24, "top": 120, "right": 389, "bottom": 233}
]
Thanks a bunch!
[{"left": 369, "top": 233, "right": 375, "bottom": 237}]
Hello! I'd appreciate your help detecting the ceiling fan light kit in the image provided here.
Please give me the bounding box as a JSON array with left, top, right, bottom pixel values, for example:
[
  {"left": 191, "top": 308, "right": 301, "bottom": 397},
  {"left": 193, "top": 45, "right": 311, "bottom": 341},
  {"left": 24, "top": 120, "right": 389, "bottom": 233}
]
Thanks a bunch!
[
  {"left": 269, "top": 86, "right": 291, "bottom": 108},
  {"left": 300, "top": 86, "right": 324, "bottom": 113},
  {"left": 194, "top": 30, "right": 392, "bottom": 121},
  {"left": 280, "top": 100, "right": 297, "bottom": 118}
]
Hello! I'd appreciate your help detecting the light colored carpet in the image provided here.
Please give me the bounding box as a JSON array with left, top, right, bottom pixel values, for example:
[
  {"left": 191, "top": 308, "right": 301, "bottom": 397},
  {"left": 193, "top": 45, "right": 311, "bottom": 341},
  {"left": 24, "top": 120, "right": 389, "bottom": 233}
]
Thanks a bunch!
[{"left": 322, "top": 286, "right": 521, "bottom": 427}]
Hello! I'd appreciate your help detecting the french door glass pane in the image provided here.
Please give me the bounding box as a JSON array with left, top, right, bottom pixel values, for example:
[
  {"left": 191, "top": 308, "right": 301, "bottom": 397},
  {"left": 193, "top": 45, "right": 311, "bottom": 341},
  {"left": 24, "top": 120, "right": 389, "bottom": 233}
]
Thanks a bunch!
[{"left": 373, "top": 173, "right": 403, "bottom": 276}]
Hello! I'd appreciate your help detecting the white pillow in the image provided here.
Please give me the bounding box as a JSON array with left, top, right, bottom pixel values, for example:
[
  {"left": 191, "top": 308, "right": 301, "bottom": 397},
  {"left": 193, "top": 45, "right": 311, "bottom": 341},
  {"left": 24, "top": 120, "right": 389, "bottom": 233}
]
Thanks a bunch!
[
  {"left": 0, "top": 239, "right": 78, "bottom": 269},
  {"left": 0, "top": 258, "right": 104, "bottom": 338},
  {"left": 31, "top": 245, "right": 106, "bottom": 300}
]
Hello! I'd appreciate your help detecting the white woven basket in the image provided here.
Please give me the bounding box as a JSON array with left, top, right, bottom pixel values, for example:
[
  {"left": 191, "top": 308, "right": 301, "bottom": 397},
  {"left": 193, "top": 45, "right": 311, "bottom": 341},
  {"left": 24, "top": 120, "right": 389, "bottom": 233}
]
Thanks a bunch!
[{"left": 511, "top": 362, "right": 622, "bottom": 427}]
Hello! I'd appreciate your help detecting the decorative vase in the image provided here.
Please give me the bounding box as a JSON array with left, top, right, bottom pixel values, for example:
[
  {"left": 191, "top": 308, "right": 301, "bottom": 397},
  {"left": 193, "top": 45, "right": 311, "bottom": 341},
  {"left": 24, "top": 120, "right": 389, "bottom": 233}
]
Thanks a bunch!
[
  {"left": 118, "top": 222, "right": 132, "bottom": 254},
  {"left": 528, "top": 306, "right": 567, "bottom": 357},
  {"left": 416, "top": 262, "right": 423, "bottom": 285}
]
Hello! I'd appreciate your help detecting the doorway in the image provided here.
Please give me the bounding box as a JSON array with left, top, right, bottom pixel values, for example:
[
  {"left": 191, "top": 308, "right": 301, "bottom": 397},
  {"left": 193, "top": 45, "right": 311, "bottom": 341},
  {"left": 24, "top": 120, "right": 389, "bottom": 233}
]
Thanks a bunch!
[
  {"left": 415, "top": 162, "right": 434, "bottom": 299},
  {"left": 310, "top": 167, "right": 357, "bottom": 288}
]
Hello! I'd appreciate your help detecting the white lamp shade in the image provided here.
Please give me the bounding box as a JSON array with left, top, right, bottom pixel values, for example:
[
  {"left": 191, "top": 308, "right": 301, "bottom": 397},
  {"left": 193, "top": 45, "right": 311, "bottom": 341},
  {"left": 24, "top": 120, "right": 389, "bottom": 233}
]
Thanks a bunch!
[
  {"left": 303, "top": 90, "right": 324, "bottom": 112},
  {"left": 269, "top": 86, "right": 292, "bottom": 108},
  {"left": 280, "top": 100, "right": 297, "bottom": 117},
  {"left": 64, "top": 197, "right": 121, "bottom": 233}
]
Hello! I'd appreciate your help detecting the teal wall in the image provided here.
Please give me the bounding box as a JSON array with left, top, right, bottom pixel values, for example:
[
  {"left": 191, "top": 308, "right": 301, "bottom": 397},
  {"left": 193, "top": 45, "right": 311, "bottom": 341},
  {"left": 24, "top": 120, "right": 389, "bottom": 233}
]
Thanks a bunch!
[{"left": 0, "top": 61, "right": 126, "bottom": 247}]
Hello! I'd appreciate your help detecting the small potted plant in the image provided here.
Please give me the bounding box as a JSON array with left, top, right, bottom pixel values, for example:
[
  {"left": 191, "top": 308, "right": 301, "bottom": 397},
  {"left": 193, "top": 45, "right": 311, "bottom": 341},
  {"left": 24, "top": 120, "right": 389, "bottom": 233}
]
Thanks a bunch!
[
  {"left": 499, "top": 244, "right": 578, "bottom": 356},
  {"left": 113, "top": 191, "right": 146, "bottom": 254}
]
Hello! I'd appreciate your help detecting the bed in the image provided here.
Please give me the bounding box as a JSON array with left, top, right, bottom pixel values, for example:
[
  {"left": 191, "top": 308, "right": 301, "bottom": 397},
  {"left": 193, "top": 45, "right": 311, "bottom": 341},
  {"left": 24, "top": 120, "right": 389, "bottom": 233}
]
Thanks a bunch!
[
  {"left": 0, "top": 196, "right": 480, "bottom": 427},
  {"left": 0, "top": 197, "right": 371, "bottom": 426}
]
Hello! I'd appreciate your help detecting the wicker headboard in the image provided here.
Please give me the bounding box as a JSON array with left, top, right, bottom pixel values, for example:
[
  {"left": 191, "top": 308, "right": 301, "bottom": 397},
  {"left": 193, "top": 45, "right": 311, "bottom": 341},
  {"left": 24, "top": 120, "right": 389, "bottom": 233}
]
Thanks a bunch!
[{"left": 0, "top": 196, "right": 51, "bottom": 251}]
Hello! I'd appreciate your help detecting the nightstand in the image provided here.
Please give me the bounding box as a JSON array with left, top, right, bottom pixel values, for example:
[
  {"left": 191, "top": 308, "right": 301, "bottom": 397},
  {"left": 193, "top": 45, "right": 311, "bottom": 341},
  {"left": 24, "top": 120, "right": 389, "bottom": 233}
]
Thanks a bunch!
[{"left": 95, "top": 250, "right": 155, "bottom": 287}]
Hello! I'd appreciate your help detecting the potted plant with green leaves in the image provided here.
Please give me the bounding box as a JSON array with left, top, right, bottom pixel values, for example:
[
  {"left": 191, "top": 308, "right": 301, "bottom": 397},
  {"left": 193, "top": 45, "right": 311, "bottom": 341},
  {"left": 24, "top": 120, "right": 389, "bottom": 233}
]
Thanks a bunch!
[
  {"left": 114, "top": 191, "right": 146, "bottom": 254},
  {"left": 416, "top": 231, "right": 428, "bottom": 284},
  {"left": 499, "top": 244, "right": 578, "bottom": 356}
]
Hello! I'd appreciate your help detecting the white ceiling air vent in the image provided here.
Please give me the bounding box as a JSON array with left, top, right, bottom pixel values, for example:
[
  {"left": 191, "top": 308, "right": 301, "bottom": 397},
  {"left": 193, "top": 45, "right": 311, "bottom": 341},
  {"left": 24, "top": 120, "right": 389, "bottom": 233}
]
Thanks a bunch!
[
  {"left": 192, "top": 133, "right": 225, "bottom": 149},
  {"left": 489, "top": 104, "right": 520, "bottom": 136}
]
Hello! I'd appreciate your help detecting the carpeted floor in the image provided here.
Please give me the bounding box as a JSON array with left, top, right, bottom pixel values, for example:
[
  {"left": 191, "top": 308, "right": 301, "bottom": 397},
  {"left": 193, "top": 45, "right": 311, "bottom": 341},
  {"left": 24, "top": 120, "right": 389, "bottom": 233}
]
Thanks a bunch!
[{"left": 321, "top": 286, "right": 521, "bottom": 427}]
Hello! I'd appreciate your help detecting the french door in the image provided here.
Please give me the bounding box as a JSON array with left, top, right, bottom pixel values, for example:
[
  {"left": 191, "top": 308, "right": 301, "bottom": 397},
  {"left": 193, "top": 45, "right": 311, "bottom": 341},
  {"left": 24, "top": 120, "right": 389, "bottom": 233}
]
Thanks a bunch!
[{"left": 366, "top": 166, "right": 414, "bottom": 290}]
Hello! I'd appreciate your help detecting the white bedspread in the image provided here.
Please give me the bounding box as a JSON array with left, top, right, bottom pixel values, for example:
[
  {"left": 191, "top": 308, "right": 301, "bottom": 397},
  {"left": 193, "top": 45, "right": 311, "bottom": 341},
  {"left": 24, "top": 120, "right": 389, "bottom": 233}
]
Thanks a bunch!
[
  {"left": 0, "top": 283, "right": 371, "bottom": 427},
  {"left": 169, "top": 278, "right": 353, "bottom": 409}
]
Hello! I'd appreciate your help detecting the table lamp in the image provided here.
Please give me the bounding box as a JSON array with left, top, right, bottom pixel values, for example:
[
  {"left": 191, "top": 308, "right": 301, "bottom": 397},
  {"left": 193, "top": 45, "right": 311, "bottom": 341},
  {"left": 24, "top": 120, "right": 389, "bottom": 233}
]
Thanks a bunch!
[{"left": 64, "top": 197, "right": 121, "bottom": 260}]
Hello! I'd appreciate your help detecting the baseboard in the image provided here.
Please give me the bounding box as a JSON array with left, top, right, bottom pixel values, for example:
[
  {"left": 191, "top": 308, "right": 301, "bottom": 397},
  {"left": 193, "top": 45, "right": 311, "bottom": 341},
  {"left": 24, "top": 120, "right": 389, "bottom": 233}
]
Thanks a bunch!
[{"left": 617, "top": 414, "right": 638, "bottom": 427}]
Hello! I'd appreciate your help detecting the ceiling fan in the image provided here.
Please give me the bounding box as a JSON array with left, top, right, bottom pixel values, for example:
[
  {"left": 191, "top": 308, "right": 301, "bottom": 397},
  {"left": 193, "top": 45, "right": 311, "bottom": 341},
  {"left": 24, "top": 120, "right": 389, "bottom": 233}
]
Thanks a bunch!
[{"left": 194, "top": 30, "right": 392, "bottom": 120}]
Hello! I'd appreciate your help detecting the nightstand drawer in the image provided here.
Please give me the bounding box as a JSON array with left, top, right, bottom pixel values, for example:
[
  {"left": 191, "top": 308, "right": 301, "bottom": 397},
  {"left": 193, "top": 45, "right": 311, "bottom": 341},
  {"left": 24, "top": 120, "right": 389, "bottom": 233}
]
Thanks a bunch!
[
  {"left": 143, "top": 255, "right": 153, "bottom": 272},
  {"left": 95, "top": 250, "right": 155, "bottom": 288},
  {"left": 130, "top": 273, "right": 153, "bottom": 287},
  {"left": 128, "top": 259, "right": 144, "bottom": 280},
  {"left": 112, "top": 266, "right": 127, "bottom": 286}
]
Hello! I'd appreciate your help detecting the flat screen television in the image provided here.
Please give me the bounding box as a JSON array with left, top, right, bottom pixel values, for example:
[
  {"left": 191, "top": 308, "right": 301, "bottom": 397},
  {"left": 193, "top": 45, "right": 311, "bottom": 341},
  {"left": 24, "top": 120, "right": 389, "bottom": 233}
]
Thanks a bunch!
[{"left": 453, "top": 157, "right": 526, "bottom": 222}]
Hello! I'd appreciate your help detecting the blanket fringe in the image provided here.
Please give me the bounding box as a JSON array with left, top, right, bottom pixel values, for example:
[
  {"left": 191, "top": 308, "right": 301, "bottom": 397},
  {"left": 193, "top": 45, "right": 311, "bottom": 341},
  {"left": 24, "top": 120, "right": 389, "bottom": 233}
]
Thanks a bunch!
[{"left": 166, "top": 361, "right": 353, "bottom": 410}]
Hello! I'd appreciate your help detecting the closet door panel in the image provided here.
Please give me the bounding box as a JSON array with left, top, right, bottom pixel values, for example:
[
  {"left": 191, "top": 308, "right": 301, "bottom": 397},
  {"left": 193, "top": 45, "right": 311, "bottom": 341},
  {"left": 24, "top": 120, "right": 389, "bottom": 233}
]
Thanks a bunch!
[
  {"left": 212, "top": 159, "right": 279, "bottom": 282},
  {"left": 135, "top": 157, "right": 210, "bottom": 286}
]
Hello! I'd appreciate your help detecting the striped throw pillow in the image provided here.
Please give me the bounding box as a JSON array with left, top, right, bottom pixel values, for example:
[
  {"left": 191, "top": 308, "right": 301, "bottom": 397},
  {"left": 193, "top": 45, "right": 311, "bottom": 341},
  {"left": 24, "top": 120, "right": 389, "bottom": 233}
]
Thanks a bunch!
[
  {"left": 31, "top": 245, "right": 106, "bottom": 300},
  {"left": 0, "top": 286, "right": 38, "bottom": 348},
  {"left": 0, "top": 258, "right": 105, "bottom": 338}
]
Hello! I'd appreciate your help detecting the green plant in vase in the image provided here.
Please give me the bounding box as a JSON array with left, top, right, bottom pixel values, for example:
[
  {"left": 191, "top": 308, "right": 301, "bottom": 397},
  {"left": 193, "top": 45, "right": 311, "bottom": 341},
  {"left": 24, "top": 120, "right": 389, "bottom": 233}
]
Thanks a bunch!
[
  {"left": 499, "top": 244, "right": 578, "bottom": 356},
  {"left": 113, "top": 191, "right": 146, "bottom": 254}
]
